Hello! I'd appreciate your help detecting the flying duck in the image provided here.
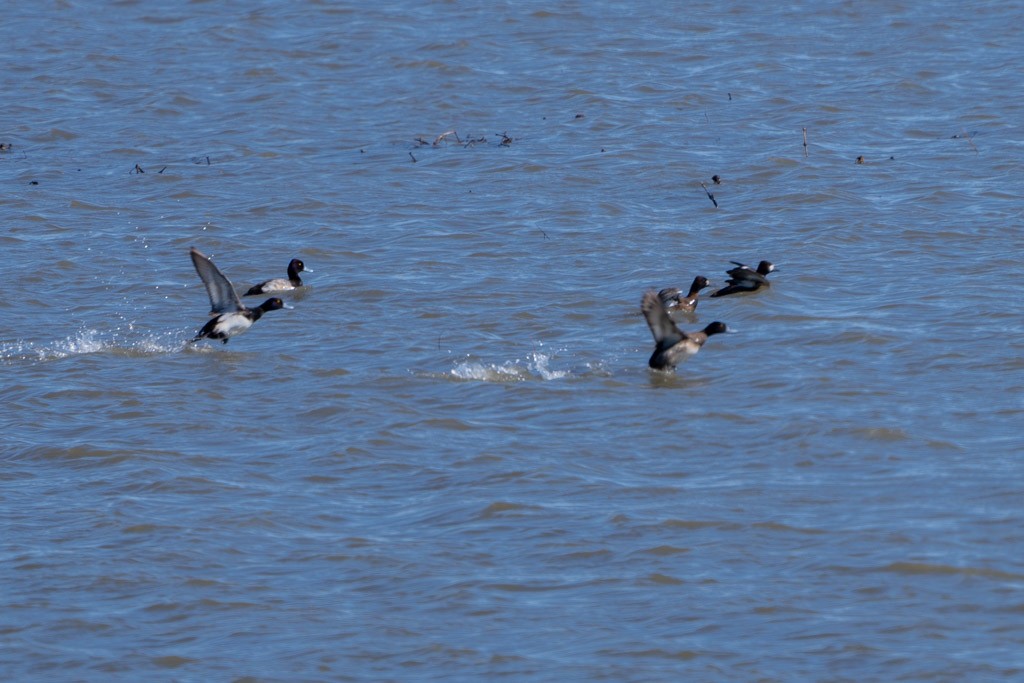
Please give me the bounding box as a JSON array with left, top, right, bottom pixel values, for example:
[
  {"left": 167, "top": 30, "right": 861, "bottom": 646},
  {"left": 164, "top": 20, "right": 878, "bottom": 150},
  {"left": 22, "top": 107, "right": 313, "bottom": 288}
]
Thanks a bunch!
[
  {"left": 189, "top": 247, "right": 290, "bottom": 344},
  {"left": 641, "top": 290, "right": 729, "bottom": 371}
]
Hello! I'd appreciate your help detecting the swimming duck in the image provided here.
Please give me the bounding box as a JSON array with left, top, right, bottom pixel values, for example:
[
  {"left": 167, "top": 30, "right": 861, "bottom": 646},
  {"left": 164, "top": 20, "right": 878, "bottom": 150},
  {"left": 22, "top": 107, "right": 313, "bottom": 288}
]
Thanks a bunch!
[
  {"left": 189, "top": 247, "right": 290, "bottom": 344},
  {"left": 641, "top": 290, "right": 729, "bottom": 371},
  {"left": 658, "top": 276, "right": 711, "bottom": 314},
  {"left": 244, "top": 258, "right": 310, "bottom": 296},
  {"left": 709, "top": 260, "right": 776, "bottom": 297}
]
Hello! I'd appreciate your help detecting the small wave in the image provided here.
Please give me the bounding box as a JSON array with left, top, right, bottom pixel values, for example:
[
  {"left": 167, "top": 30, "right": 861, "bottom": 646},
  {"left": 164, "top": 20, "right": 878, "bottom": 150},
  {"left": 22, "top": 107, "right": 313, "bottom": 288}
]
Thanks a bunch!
[
  {"left": 0, "top": 327, "right": 189, "bottom": 362},
  {"left": 449, "top": 350, "right": 570, "bottom": 382}
]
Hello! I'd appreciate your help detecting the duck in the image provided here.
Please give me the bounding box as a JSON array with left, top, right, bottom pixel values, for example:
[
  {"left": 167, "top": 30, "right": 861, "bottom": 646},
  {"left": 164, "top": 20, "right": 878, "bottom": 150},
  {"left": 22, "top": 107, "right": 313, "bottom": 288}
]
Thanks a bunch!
[
  {"left": 658, "top": 276, "right": 711, "bottom": 314},
  {"left": 244, "top": 258, "right": 310, "bottom": 296},
  {"left": 641, "top": 290, "right": 730, "bottom": 371},
  {"left": 189, "top": 247, "right": 290, "bottom": 344},
  {"left": 709, "top": 260, "right": 776, "bottom": 297}
]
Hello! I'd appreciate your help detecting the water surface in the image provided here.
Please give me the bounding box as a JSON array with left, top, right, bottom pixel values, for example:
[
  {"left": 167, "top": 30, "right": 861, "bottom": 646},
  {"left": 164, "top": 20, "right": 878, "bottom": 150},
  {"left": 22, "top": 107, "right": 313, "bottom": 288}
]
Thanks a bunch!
[{"left": 3, "top": 1, "right": 1024, "bottom": 680}]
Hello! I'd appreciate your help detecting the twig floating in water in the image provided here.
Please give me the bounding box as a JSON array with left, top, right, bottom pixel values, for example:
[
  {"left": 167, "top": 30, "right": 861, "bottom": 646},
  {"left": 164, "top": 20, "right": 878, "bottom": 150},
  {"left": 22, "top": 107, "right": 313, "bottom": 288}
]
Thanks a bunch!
[
  {"left": 132, "top": 164, "right": 145, "bottom": 174},
  {"left": 802, "top": 127, "right": 809, "bottom": 157},
  {"left": 700, "top": 182, "right": 718, "bottom": 208},
  {"left": 409, "top": 152, "right": 417, "bottom": 163}
]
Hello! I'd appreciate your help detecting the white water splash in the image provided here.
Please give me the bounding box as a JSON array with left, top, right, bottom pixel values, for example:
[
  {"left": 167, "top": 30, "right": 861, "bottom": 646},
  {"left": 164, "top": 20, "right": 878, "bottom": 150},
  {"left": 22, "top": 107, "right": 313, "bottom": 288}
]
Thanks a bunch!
[
  {"left": 0, "top": 327, "right": 189, "bottom": 362},
  {"left": 449, "top": 350, "right": 569, "bottom": 382}
]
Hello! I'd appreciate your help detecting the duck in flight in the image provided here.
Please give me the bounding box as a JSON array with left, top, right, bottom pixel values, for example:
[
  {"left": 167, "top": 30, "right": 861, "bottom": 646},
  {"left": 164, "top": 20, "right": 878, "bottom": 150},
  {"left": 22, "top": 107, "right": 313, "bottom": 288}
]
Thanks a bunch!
[
  {"left": 709, "top": 260, "right": 776, "bottom": 297},
  {"left": 641, "top": 290, "right": 730, "bottom": 371},
  {"left": 189, "top": 247, "right": 290, "bottom": 344},
  {"left": 245, "top": 258, "right": 311, "bottom": 296},
  {"left": 658, "top": 275, "right": 711, "bottom": 314}
]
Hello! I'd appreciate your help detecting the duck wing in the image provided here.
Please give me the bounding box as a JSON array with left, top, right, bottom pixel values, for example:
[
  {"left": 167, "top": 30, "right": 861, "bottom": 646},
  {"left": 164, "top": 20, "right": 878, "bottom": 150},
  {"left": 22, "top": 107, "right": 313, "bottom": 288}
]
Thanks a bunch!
[
  {"left": 190, "top": 247, "right": 243, "bottom": 314},
  {"left": 725, "top": 265, "right": 768, "bottom": 285},
  {"left": 657, "top": 287, "right": 682, "bottom": 305},
  {"left": 642, "top": 290, "right": 687, "bottom": 347}
]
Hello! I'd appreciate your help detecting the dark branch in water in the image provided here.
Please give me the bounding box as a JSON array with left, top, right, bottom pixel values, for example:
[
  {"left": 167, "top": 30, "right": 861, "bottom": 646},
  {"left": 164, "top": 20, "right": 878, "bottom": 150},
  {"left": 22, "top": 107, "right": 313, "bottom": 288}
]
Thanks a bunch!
[
  {"left": 700, "top": 182, "right": 718, "bottom": 208},
  {"left": 409, "top": 152, "right": 417, "bottom": 163},
  {"left": 132, "top": 164, "right": 145, "bottom": 174},
  {"left": 411, "top": 130, "right": 510, "bottom": 150}
]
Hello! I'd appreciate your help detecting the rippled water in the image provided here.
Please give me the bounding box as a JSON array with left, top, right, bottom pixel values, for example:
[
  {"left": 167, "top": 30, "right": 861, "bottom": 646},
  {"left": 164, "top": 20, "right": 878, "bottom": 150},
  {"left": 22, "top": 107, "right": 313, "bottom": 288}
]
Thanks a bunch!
[{"left": 3, "top": 1, "right": 1024, "bottom": 680}]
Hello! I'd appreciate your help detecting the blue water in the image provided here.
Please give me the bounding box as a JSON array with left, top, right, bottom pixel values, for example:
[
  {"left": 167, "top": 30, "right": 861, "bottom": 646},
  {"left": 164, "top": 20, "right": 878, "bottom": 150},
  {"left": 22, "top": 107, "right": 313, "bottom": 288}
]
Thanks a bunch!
[{"left": 3, "top": 1, "right": 1024, "bottom": 681}]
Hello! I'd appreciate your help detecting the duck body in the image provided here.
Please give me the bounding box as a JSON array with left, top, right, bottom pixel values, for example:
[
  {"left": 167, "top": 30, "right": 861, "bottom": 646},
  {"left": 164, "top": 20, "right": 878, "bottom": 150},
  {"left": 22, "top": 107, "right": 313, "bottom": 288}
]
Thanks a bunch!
[
  {"left": 709, "top": 260, "right": 776, "bottom": 297},
  {"left": 658, "top": 275, "right": 711, "bottom": 313},
  {"left": 641, "top": 290, "right": 729, "bottom": 371},
  {"left": 189, "top": 247, "right": 289, "bottom": 344},
  {"left": 191, "top": 298, "right": 286, "bottom": 344},
  {"left": 245, "top": 258, "right": 309, "bottom": 296}
]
